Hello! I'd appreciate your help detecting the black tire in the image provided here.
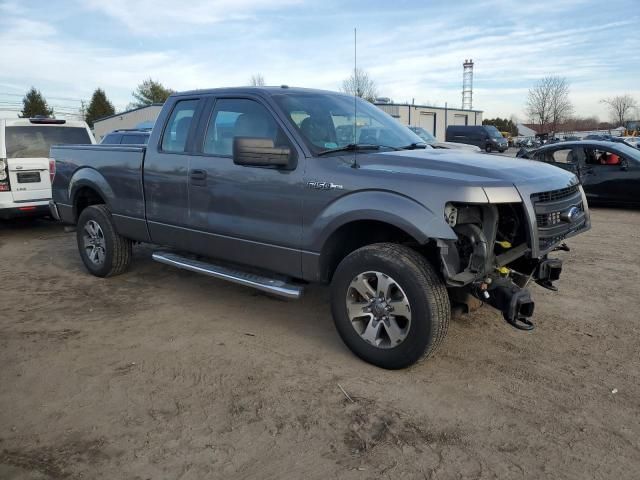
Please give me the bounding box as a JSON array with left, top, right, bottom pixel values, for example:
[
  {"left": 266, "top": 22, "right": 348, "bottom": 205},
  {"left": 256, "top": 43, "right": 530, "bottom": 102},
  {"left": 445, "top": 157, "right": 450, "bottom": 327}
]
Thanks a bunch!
[
  {"left": 76, "top": 205, "right": 132, "bottom": 277},
  {"left": 330, "top": 243, "right": 450, "bottom": 369},
  {"left": 485, "top": 144, "right": 492, "bottom": 153}
]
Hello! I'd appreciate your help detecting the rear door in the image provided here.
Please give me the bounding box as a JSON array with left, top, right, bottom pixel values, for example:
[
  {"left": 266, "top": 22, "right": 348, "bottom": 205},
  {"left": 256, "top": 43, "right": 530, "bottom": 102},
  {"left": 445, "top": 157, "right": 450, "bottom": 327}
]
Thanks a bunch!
[
  {"left": 4, "top": 124, "right": 92, "bottom": 202},
  {"left": 143, "top": 97, "right": 204, "bottom": 250}
]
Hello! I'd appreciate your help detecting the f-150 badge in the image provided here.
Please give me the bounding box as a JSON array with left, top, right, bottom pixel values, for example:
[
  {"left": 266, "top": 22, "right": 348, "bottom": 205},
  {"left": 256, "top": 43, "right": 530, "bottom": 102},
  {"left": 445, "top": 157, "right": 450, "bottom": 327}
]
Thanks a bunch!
[{"left": 307, "top": 181, "right": 343, "bottom": 190}]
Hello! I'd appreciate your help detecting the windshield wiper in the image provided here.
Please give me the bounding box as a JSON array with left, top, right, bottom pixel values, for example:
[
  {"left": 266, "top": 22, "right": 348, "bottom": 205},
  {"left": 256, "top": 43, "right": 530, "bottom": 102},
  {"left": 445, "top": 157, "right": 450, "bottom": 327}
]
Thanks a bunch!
[
  {"left": 317, "top": 143, "right": 382, "bottom": 156},
  {"left": 399, "top": 142, "right": 428, "bottom": 150}
]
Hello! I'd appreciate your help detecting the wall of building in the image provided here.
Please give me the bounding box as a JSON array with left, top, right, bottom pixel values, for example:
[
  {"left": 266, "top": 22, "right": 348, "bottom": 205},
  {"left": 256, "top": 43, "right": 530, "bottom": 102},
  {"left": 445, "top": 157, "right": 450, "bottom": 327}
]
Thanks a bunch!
[
  {"left": 376, "top": 103, "right": 483, "bottom": 141},
  {"left": 93, "top": 105, "right": 163, "bottom": 141}
]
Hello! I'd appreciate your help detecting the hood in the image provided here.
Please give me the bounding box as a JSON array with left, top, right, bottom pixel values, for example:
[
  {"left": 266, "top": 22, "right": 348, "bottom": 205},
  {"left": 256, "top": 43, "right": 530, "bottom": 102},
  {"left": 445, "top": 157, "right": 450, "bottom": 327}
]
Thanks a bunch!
[
  {"left": 354, "top": 148, "right": 574, "bottom": 186},
  {"left": 432, "top": 141, "right": 482, "bottom": 152}
]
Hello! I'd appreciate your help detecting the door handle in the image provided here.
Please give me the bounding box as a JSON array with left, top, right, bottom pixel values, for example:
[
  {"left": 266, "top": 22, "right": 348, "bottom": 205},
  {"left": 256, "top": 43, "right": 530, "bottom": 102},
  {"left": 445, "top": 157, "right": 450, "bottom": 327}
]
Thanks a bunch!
[{"left": 190, "top": 169, "right": 207, "bottom": 185}]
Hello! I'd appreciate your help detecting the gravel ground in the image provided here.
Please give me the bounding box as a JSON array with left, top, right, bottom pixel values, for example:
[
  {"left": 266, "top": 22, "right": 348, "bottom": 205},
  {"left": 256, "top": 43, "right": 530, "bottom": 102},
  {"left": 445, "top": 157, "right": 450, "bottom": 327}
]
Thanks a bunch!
[{"left": 1, "top": 208, "right": 639, "bottom": 479}]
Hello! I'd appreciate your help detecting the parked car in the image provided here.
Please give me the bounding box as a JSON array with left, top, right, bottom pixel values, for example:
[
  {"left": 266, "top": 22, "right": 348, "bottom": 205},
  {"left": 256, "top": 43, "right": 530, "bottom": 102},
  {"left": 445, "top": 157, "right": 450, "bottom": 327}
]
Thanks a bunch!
[
  {"left": 517, "top": 140, "right": 640, "bottom": 206},
  {"left": 100, "top": 128, "right": 151, "bottom": 145},
  {"left": 407, "top": 126, "right": 481, "bottom": 152},
  {"left": 446, "top": 125, "right": 508, "bottom": 152},
  {"left": 622, "top": 136, "right": 639, "bottom": 148},
  {"left": 50, "top": 87, "right": 589, "bottom": 369},
  {"left": 0, "top": 117, "right": 94, "bottom": 219}
]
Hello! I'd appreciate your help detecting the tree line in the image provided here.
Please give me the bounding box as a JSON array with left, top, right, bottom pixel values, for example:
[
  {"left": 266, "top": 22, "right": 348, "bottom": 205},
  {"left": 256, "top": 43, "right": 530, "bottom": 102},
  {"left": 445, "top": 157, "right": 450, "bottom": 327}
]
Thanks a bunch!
[
  {"left": 19, "top": 71, "right": 638, "bottom": 133},
  {"left": 525, "top": 76, "right": 638, "bottom": 133},
  {"left": 18, "top": 79, "right": 175, "bottom": 127}
]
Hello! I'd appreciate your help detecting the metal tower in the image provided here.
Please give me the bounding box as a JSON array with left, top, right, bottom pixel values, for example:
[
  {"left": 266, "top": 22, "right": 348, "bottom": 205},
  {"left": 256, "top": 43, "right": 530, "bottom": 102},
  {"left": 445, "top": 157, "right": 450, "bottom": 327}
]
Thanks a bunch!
[{"left": 462, "top": 59, "right": 474, "bottom": 110}]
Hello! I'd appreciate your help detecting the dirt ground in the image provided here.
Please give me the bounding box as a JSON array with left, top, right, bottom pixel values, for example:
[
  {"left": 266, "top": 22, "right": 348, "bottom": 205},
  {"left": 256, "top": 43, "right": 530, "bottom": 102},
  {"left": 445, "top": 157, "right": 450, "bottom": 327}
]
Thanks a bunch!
[{"left": 1, "top": 208, "right": 639, "bottom": 479}]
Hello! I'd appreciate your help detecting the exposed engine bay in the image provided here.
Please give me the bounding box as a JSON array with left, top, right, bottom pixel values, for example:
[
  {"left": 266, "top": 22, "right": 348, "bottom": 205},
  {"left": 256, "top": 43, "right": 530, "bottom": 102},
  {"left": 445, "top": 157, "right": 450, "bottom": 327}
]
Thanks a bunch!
[{"left": 438, "top": 202, "right": 566, "bottom": 330}]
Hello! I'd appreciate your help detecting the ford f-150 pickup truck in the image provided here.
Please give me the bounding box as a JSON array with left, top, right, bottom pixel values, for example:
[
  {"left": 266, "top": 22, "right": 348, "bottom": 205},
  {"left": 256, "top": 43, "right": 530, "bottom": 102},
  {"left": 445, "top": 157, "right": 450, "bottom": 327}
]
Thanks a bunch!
[{"left": 50, "top": 87, "right": 590, "bottom": 369}]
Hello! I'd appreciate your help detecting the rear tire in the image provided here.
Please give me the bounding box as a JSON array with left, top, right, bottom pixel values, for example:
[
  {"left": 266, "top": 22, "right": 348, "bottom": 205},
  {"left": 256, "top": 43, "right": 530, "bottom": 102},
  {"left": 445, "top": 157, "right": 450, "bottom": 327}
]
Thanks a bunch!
[
  {"left": 76, "top": 205, "right": 132, "bottom": 277},
  {"left": 330, "top": 243, "right": 450, "bottom": 369}
]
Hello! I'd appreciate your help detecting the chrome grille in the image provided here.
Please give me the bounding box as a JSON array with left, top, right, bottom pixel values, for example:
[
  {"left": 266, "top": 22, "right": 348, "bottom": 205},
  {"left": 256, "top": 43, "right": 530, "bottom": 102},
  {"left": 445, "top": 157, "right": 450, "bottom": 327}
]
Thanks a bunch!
[
  {"left": 531, "top": 185, "right": 586, "bottom": 251},
  {"left": 531, "top": 185, "right": 579, "bottom": 204}
]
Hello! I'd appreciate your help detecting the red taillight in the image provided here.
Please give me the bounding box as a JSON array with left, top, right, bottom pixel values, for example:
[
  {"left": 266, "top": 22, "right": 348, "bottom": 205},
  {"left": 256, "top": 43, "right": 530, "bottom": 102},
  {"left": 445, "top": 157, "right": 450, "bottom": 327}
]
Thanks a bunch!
[
  {"left": 19, "top": 206, "right": 37, "bottom": 211},
  {"left": 0, "top": 158, "right": 9, "bottom": 191},
  {"left": 49, "top": 159, "right": 56, "bottom": 183}
]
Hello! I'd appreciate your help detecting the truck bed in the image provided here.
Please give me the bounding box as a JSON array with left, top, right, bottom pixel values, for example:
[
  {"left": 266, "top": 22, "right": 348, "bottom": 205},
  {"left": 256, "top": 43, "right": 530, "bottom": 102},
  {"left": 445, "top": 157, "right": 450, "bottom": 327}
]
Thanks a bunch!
[{"left": 50, "top": 144, "right": 147, "bottom": 221}]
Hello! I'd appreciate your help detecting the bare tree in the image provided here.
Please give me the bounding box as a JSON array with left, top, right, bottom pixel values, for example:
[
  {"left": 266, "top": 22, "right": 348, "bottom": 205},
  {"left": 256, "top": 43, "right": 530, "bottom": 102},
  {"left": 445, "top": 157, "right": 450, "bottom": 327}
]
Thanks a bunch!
[
  {"left": 601, "top": 94, "right": 638, "bottom": 127},
  {"left": 341, "top": 68, "right": 378, "bottom": 103},
  {"left": 249, "top": 74, "right": 265, "bottom": 86},
  {"left": 526, "top": 76, "right": 573, "bottom": 134}
]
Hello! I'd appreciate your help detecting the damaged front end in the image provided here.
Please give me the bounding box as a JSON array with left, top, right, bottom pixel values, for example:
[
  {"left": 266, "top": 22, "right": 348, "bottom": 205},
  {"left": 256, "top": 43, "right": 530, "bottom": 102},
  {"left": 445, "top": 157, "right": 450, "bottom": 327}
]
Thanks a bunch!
[{"left": 438, "top": 184, "right": 588, "bottom": 330}]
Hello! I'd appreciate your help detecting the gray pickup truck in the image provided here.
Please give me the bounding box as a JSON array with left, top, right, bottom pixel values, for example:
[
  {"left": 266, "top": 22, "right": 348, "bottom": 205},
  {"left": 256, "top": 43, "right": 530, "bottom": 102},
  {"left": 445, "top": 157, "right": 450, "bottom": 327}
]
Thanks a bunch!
[{"left": 50, "top": 87, "right": 590, "bottom": 369}]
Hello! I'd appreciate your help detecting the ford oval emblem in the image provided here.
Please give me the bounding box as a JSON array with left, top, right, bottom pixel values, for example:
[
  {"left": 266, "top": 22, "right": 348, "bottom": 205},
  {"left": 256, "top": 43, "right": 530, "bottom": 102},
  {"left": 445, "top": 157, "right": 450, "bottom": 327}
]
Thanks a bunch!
[{"left": 560, "top": 206, "right": 580, "bottom": 223}]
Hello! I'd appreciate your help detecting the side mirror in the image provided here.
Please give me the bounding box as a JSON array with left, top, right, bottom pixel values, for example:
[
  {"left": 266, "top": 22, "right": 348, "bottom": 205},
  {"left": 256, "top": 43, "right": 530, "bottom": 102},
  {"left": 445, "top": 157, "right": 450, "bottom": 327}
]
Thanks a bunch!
[{"left": 233, "top": 137, "right": 291, "bottom": 168}]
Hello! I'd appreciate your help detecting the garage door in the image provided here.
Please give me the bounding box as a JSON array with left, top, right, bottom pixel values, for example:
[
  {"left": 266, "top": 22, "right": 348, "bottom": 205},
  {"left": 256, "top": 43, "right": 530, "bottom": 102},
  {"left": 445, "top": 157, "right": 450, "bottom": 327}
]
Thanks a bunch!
[
  {"left": 454, "top": 114, "right": 468, "bottom": 126},
  {"left": 418, "top": 112, "right": 436, "bottom": 135}
]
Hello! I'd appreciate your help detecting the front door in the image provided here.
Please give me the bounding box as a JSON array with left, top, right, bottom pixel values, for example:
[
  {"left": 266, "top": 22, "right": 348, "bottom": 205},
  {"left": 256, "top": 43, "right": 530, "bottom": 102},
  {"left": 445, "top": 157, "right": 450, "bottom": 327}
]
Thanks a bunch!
[
  {"left": 575, "top": 146, "right": 637, "bottom": 204},
  {"left": 186, "top": 96, "right": 304, "bottom": 278}
]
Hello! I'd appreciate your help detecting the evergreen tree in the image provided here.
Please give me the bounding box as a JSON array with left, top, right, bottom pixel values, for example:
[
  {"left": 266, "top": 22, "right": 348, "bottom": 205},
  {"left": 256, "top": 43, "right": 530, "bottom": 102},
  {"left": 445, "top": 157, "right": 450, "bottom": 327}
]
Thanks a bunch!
[
  {"left": 85, "top": 88, "right": 115, "bottom": 128},
  {"left": 131, "top": 78, "right": 174, "bottom": 107},
  {"left": 20, "top": 87, "right": 54, "bottom": 118}
]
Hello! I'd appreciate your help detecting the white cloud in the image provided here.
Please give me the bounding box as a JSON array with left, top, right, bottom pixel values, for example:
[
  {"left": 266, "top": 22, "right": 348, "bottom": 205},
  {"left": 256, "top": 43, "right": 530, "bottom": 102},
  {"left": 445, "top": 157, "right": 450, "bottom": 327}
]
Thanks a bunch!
[
  {"left": 81, "top": 0, "right": 303, "bottom": 35},
  {"left": 1, "top": 0, "right": 638, "bottom": 121}
]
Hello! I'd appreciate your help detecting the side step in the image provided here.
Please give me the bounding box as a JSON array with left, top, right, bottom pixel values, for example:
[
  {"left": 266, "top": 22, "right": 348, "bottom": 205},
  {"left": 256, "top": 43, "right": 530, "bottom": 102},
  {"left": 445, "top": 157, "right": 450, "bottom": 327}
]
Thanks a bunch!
[{"left": 151, "top": 251, "right": 304, "bottom": 299}]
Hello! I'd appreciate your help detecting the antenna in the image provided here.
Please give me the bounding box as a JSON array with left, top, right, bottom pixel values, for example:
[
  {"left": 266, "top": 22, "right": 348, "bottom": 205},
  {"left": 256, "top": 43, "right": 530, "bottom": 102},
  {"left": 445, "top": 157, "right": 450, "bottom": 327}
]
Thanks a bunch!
[{"left": 352, "top": 27, "right": 359, "bottom": 168}]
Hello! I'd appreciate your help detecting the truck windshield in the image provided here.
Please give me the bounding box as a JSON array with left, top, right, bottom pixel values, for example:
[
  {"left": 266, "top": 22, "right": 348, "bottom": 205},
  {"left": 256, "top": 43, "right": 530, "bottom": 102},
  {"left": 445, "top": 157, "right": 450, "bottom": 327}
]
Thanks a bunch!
[
  {"left": 485, "top": 126, "right": 504, "bottom": 139},
  {"left": 5, "top": 126, "right": 91, "bottom": 158},
  {"left": 273, "top": 93, "right": 423, "bottom": 155}
]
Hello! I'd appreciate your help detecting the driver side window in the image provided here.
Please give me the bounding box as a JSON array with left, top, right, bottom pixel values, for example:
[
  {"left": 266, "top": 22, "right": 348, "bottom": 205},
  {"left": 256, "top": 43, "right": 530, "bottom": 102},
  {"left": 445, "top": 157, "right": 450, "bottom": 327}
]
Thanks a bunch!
[
  {"left": 583, "top": 148, "right": 622, "bottom": 166},
  {"left": 203, "top": 98, "right": 289, "bottom": 157}
]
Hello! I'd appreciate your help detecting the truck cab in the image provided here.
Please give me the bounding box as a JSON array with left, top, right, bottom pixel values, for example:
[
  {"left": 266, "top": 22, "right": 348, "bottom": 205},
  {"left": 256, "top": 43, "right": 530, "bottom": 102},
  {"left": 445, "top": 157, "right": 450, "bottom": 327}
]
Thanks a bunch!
[{"left": 0, "top": 117, "right": 94, "bottom": 219}]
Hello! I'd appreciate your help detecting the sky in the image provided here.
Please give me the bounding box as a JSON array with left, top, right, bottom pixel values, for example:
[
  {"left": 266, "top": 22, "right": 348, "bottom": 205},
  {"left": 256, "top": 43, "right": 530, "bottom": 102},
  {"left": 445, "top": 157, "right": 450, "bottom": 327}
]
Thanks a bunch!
[{"left": 1, "top": 0, "right": 639, "bottom": 122}]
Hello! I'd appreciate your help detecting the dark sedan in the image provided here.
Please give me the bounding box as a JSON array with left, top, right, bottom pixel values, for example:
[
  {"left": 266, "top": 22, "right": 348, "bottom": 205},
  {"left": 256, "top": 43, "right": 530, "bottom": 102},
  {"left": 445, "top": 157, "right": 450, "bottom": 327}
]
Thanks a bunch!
[{"left": 517, "top": 140, "right": 640, "bottom": 206}]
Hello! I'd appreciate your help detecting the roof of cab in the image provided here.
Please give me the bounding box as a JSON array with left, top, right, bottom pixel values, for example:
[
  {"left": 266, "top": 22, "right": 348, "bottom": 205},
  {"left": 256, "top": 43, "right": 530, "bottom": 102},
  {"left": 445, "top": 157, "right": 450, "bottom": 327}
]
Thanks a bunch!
[{"left": 172, "top": 86, "right": 350, "bottom": 98}]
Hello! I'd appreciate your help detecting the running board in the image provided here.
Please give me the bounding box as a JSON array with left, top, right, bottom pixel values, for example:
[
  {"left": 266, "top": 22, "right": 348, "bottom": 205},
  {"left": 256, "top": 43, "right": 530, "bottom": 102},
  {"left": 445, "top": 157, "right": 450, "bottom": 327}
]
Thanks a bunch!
[{"left": 151, "top": 251, "right": 304, "bottom": 299}]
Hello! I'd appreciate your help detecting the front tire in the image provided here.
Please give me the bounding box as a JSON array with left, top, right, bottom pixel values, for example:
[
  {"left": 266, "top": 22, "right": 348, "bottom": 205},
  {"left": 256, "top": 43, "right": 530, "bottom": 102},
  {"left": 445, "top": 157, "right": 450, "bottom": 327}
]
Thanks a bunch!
[
  {"left": 76, "top": 205, "right": 132, "bottom": 277},
  {"left": 485, "top": 144, "right": 492, "bottom": 153},
  {"left": 330, "top": 243, "right": 450, "bottom": 369}
]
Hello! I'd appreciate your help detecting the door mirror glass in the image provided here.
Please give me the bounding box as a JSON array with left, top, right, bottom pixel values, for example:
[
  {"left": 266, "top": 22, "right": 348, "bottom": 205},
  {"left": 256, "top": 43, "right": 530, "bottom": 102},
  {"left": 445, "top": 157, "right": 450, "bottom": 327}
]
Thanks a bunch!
[{"left": 233, "top": 137, "right": 291, "bottom": 167}]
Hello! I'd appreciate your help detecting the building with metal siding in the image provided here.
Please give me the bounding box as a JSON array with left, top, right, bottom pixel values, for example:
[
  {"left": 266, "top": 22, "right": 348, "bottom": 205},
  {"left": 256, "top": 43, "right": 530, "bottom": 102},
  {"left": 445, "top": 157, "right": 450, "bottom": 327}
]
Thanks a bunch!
[
  {"left": 93, "top": 104, "right": 163, "bottom": 141},
  {"left": 375, "top": 103, "right": 483, "bottom": 141}
]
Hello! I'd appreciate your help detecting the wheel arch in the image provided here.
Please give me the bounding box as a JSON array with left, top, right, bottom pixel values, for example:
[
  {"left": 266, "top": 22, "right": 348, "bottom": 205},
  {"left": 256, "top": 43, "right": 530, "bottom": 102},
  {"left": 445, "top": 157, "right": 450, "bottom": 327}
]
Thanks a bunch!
[
  {"left": 69, "top": 168, "right": 114, "bottom": 221},
  {"left": 311, "top": 192, "right": 457, "bottom": 282}
]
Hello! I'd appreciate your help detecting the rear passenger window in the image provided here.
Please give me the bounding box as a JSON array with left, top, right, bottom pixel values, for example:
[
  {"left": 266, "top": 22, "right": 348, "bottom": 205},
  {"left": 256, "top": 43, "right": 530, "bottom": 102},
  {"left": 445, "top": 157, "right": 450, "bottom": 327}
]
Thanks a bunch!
[
  {"left": 121, "top": 134, "right": 147, "bottom": 145},
  {"left": 551, "top": 149, "right": 574, "bottom": 163},
  {"left": 161, "top": 100, "right": 198, "bottom": 152},
  {"left": 101, "top": 134, "right": 121, "bottom": 144}
]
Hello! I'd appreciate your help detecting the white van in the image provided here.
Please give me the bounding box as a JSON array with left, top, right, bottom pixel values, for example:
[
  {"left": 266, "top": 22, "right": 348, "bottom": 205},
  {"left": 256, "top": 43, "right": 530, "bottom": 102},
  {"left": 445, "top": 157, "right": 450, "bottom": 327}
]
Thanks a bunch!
[{"left": 0, "top": 117, "right": 94, "bottom": 219}]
